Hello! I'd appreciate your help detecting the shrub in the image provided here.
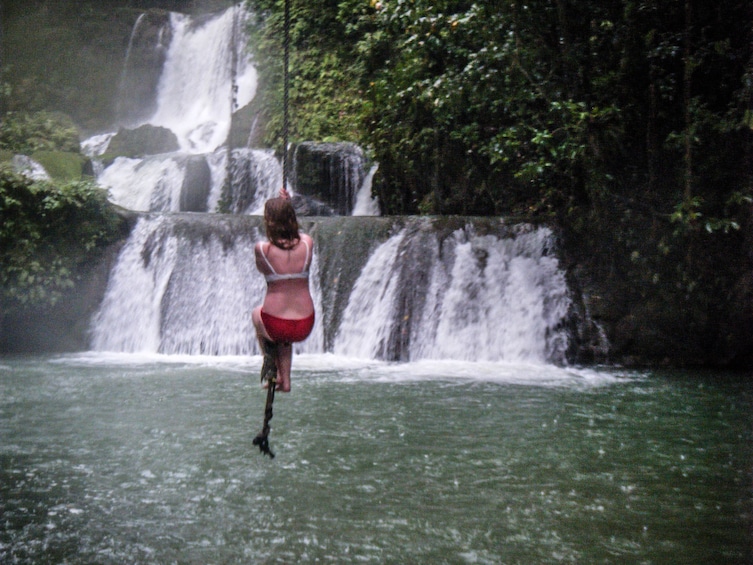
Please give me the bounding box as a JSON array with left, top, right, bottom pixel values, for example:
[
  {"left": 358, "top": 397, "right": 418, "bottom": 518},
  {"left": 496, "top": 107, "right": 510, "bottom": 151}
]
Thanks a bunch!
[
  {"left": 0, "top": 165, "right": 121, "bottom": 308},
  {"left": 0, "top": 111, "right": 81, "bottom": 154}
]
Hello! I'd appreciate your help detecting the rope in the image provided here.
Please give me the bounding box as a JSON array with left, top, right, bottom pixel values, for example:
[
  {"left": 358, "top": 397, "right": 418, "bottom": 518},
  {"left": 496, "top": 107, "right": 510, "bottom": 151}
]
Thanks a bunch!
[
  {"left": 253, "top": 0, "right": 291, "bottom": 460},
  {"left": 252, "top": 377, "right": 276, "bottom": 458},
  {"left": 282, "top": 0, "right": 291, "bottom": 190},
  {"left": 253, "top": 341, "right": 278, "bottom": 458},
  {"left": 225, "top": 5, "right": 239, "bottom": 211}
]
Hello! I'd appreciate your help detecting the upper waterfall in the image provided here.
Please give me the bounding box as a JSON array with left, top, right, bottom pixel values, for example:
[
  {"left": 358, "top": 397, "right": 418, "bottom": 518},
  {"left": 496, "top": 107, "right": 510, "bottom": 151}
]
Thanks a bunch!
[
  {"left": 83, "top": 5, "right": 379, "bottom": 217},
  {"left": 149, "top": 8, "right": 256, "bottom": 154}
]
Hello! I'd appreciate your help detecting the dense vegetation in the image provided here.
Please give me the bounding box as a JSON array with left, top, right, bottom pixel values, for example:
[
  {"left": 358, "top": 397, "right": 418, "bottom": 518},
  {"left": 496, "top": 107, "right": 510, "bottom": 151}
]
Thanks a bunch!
[
  {"left": 0, "top": 167, "right": 123, "bottom": 312},
  {"left": 249, "top": 0, "right": 751, "bottom": 215},
  {"left": 0, "top": 0, "right": 192, "bottom": 314},
  {"left": 248, "top": 0, "right": 752, "bottom": 366},
  {"left": 0, "top": 93, "right": 124, "bottom": 312}
]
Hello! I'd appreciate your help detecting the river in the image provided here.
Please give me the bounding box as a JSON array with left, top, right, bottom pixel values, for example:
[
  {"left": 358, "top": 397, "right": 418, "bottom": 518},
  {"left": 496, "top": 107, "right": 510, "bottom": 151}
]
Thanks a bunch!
[{"left": 1, "top": 354, "right": 750, "bottom": 564}]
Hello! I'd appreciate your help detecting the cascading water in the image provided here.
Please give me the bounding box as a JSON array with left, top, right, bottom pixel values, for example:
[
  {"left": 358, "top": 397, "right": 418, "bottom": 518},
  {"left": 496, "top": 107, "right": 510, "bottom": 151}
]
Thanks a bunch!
[
  {"left": 86, "top": 4, "right": 261, "bottom": 213},
  {"left": 292, "top": 142, "right": 374, "bottom": 215},
  {"left": 222, "top": 148, "right": 283, "bottom": 214},
  {"left": 332, "top": 222, "right": 571, "bottom": 364},
  {"left": 352, "top": 164, "right": 380, "bottom": 216},
  {"left": 115, "top": 13, "right": 147, "bottom": 124},
  {"left": 90, "top": 215, "right": 324, "bottom": 356},
  {"left": 149, "top": 8, "right": 256, "bottom": 154},
  {"left": 95, "top": 147, "right": 280, "bottom": 214},
  {"left": 91, "top": 216, "right": 571, "bottom": 364},
  {"left": 80, "top": 4, "right": 376, "bottom": 216}
]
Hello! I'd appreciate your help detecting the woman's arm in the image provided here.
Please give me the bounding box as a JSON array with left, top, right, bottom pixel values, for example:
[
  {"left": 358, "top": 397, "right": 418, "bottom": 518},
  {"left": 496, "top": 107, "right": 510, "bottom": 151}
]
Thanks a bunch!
[{"left": 254, "top": 241, "right": 271, "bottom": 276}]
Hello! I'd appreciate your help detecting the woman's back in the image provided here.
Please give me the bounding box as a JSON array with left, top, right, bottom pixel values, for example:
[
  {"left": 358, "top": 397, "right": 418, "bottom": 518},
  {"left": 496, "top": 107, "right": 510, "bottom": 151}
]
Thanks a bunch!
[{"left": 255, "top": 234, "right": 314, "bottom": 319}]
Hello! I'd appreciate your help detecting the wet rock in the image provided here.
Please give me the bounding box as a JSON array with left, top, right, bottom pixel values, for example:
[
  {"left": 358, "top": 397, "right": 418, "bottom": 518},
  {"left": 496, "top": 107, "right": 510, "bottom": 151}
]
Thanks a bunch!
[
  {"left": 107, "top": 124, "right": 180, "bottom": 158},
  {"left": 292, "top": 142, "right": 368, "bottom": 215},
  {"left": 179, "top": 155, "right": 212, "bottom": 212}
]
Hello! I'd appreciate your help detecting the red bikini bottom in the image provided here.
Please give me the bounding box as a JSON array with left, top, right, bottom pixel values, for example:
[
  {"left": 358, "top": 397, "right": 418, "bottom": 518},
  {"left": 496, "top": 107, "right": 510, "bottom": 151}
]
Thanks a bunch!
[{"left": 260, "top": 311, "right": 315, "bottom": 344}]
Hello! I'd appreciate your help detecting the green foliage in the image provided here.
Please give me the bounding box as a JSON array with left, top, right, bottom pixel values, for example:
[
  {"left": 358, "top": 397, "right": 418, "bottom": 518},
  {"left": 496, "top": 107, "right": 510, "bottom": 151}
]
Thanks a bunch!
[
  {"left": 0, "top": 111, "right": 81, "bottom": 154},
  {"left": 0, "top": 166, "right": 122, "bottom": 309},
  {"left": 246, "top": 0, "right": 366, "bottom": 150},
  {"left": 249, "top": 0, "right": 749, "bottom": 227}
]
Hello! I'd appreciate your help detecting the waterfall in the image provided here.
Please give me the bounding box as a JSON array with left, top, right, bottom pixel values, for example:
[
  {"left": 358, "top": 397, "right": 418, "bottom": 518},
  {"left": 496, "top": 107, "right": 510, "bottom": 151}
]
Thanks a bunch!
[
  {"left": 332, "top": 222, "right": 571, "bottom": 364},
  {"left": 332, "top": 231, "right": 406, "bottom": 359},
  {"left": 98, "top": 155, "right": 187, "bottom": 212},
  {"left": 84, "top": 5, "right": 571, "bottom": 364},
  {"left": 292, "top": 142, "right": 374, "bottom": 215},
  {"left": 91, "top": 216, "right": 571, "bottom": 364},
  {"left": 148, "top": 7, "right": 256, "bottom": 153},
  {"left": 97, "top": 147, "right": 281, "bottom": 213},
  {"left": 352, "top": 164, "right": 380, "bottom": 216},
  {"left": 115, "top": 13, "right": 147, "bottom": 122},
  {"left": 87, "top": 5, "right": 377, "bottom": 217},
  {"left": 89, "top": 4, "right": 260, "bottom": 212},
  {"left": 90, "top": 215, "right": 324, "bottom": 356},
  {"left": 223, "top": 148, "right": 283, "bottom": 214}
]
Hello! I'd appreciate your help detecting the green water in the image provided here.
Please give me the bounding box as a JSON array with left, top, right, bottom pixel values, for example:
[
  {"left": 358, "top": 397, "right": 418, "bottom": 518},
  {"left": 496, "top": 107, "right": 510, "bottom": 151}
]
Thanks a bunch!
[{"left": 1, "top": 354, "right": 751, "bottom": 564}]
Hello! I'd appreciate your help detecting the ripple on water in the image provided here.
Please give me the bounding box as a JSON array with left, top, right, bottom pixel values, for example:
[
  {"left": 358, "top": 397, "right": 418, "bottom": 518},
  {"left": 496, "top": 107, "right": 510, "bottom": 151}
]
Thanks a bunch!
[{"left": 0, "top": 356, "right": 750, "bottom": 563}]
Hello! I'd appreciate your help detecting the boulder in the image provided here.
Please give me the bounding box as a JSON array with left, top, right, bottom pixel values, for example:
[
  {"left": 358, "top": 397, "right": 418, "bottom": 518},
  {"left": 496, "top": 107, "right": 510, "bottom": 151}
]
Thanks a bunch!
[
  {"left": 292, "top": 142, "right": 368, "bottom": 215},
  {"left": 106, "top": 124, "right": 180, "bottom": 158},
  {"left": 179, "top": 155, "right": 212, "bottom": 212}
]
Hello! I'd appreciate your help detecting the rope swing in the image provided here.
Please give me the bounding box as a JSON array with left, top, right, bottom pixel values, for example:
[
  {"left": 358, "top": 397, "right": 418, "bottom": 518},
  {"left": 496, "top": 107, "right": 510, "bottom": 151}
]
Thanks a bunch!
[
  {"left": 253, "top": 0, "right": 291, "bottom": 459},
  {"left": 281, "top": 0, "right": 291, "bottom": 190},
  {"left": 253, "top": 340, "right": 278, "bottom": 458}
]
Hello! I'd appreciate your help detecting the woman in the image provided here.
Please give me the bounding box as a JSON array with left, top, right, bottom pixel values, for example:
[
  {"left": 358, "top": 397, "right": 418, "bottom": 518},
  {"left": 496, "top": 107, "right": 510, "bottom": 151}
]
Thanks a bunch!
[{"left": 252, "top": 191, "right": 315, "bottom": 392}]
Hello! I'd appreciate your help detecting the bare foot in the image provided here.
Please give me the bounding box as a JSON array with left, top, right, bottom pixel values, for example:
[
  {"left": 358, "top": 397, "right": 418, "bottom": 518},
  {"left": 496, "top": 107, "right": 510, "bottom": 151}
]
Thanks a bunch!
[{"left": 275, "top": 372, "right": 291, "bottom": 392}]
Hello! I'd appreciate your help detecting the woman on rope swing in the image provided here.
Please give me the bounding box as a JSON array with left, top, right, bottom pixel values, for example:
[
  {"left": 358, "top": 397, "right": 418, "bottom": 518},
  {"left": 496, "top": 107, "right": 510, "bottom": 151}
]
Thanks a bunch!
[{"left": 252, "top": 188, "right": 315, "bottom": 392}]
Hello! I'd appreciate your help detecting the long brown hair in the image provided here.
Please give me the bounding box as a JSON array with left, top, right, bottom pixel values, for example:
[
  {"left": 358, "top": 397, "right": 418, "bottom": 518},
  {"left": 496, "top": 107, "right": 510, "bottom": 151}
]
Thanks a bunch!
[{"left": 264, "top": 197, "right": 300, "bottom": 249}]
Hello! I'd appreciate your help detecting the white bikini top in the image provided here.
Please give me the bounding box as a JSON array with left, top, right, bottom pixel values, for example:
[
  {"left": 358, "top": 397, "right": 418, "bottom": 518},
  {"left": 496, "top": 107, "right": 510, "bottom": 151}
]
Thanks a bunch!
[{"left": 259, "top": 239, "right": 310, "bottom": 283}]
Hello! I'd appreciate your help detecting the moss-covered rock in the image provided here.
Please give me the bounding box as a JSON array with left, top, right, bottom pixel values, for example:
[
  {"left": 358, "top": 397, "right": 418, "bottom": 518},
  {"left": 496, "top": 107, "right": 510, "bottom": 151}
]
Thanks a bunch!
[
  {"left": 106, "top": 124, "right": 180, "bottom": 158},
  {"left": 30, "top": 151, "right": 85, "bottom": 181}
]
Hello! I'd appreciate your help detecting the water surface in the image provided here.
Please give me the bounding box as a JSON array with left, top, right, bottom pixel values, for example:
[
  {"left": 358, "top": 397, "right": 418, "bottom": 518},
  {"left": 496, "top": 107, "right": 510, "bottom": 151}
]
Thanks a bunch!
[{"left": 1, "top": 355, "right": 750, "bottom": 564}]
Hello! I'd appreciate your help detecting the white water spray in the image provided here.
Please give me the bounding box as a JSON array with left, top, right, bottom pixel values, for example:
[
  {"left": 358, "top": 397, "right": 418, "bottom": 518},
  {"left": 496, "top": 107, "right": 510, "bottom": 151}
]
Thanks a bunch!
[
  {"left": 334, "top": 225, "right": 571, "bottom": 364},
  {"left": 90, "top": 215, "right": 323, "bottom": 355},
  {"left": 149, "top": 7, "right": 256, "bottom": 153},
  {"left": 352, "top": 164, "right": 380, "bottom": 216},
  {"left": 91, "top": 219, "right": 571, "bottom": 363},
  {"left": 91, "top": 217, "right": 179, "bottom": 353},
  {"left": 333, "top": 232, "right": 407, "bottom": 358},
  {"left": 11, "top": 155, "right": 50, "bottom": 181}
]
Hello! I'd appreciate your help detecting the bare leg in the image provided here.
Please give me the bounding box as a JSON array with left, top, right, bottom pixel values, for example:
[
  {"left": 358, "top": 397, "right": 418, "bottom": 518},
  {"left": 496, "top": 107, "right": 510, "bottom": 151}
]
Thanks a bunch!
[
  {"left": 252, "top": 306, "right": 272, "bottom": 342},
  {"left": 252, "top": 306, "right": 293, "bottom": 393},
  {"left": 275, "top": 342, "right": 292, "bottom": 392},
  {"left": 252, "top": 306, "right": 276, "bottom": 386}
]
